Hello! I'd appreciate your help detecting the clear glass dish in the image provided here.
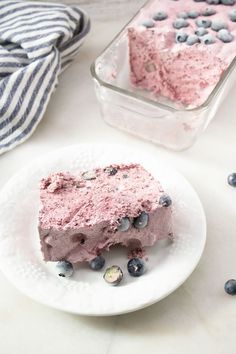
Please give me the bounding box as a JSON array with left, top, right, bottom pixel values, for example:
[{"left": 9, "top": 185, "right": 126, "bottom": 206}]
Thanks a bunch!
[{"left": 90, "top": 0, "right": 236, "bottom": 151}]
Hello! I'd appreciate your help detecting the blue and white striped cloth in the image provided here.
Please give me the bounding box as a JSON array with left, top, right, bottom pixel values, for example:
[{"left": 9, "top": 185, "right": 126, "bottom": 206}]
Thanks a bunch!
[{"left": 0, "top": 0, "right": 90, "bottom": 154}]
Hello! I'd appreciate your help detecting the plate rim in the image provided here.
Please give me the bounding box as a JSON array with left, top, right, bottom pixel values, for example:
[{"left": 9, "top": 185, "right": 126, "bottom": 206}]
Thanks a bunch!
[{"left": 0, "top": 143, "right": 207, "bottom": 316}]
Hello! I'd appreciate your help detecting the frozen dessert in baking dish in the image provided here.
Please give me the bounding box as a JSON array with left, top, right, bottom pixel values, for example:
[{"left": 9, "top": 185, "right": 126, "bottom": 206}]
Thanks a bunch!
[
  {"left": 128, "top": 0, "right": 236, "bottom": 107},
  {"left": 38, "top": 164, "right": 173, "bottom": 263}
]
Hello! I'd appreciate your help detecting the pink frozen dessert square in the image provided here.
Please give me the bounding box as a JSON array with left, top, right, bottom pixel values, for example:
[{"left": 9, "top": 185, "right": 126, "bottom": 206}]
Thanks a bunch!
[{"left": 38, "top": 164, "right": 173, "bottom": 263}]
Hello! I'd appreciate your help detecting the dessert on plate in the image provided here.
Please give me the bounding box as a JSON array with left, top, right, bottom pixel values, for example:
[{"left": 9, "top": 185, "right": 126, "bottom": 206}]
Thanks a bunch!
[
  {"left": 38, "top": 164, "right": 173, "bottom": 264},
  {"left": 128, "top": 0, "right": 236, "bottom": 107}
]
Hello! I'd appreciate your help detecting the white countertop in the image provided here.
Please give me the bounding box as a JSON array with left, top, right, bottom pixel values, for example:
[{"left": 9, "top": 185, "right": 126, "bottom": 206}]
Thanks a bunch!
[{"left": 1, "top": 5, "right": 236, "bottom": 354}]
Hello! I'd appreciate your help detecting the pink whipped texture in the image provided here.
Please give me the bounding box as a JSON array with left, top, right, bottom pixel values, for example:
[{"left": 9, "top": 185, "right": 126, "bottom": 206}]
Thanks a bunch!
[
  {"left": 128, "top": 0, "right": 236, "bottom": 107},
  {"left": 38, "top": 164, "right": 173, "bottom": 263}
]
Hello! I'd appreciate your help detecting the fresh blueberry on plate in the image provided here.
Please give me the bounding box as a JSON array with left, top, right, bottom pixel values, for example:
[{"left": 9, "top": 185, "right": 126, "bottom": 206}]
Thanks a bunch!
[
  {"left": 56, "top": 261, "right": 74, "bottom": 277},
  {"left": 225, "top": 279, "right": 236, "bottom": 295},
  {"left": 127, "top": 258, "right": 145, "bottom": 277},
  {"left": 159, "top": 194, "right": 172, "bottom": 207},
  {"left": 103, "top": 265, "right": 123, "bottom": 285},
  {"left": 89, "top": 256, "right": 105, "bottom": 270}
]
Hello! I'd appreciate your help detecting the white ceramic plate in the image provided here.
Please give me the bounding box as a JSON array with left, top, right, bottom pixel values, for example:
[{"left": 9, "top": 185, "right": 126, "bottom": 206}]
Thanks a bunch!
[{"left": 0, "top": 144, "right": 206, "bottom": 316}]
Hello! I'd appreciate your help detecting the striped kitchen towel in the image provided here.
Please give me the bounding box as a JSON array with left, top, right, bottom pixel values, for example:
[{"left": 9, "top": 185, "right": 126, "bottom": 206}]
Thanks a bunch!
[{"left": 0, "top": 0, "right": 90, "bottom": 154}]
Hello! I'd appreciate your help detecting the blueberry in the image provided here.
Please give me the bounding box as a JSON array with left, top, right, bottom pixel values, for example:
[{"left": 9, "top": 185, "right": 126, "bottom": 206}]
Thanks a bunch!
[
  {"left": 141, "top": 18, "right": 155, "bottom": 28},
  {"left": 196, "top": 18, "right": 212, "bottom": 28},
  {"left": 117, "top": 217, "right": 131, "bottom": 231},
  {"left": 177, "top": 12, "right": 188, "bottom": 19},
  {"left": 225, "top": 279, "right": 236, "bottom": 295},
  {"left": 153, "top": 11, "right": 168, "bottom": 21},
  {"left": 82, "top": 170, "right": 96, "bottom": 180},
  {"left": 56, "top": 261, "right": 74, "bottom": 277},
  {"left": 211, "top": 20, "right": 228, "bottom": 31},
  {"left": 159, "top": 194, "right": 172, "bottom": 207},
  {"left": 201, "top": 33, "right": 216, "bottom": 44},
  {"left": 221, "top": 0, "right": 235, "bottom": 5},
  {"left": 133, "top": 211, "right": 149, "bottom": 229},
  {"left": 187, "top": 34, "right": 201, "bottom": 45},
  {"left": 229, "top": 9, "right": 236, "bottom": 22},
  {"left": 89, "top": 256, "right": 105, "bottom": 270},
  {"left": 104, "top": 166, "right": 118, "bottom": 176},
  {"left": 195, "top": 27, "right": 208, "bottom": 36},
  {"left": 127, "top": 258, "right": 145, "bottom": 277},
  {"left": 217, "top": 29, "right": 233, "bottom": 42},
  {"left": 176, "top": 31, "right": 188, "bottom": 43},
  {"left": 227, "top": 172, "right": 236, "bottom": 186},
  {"left": 188, "top": 10, "right": 200, "bottom": 19},
  {"left": 173, "top": 18, "right": 189, "bottom": 29},
  {"left": 206, "top": 0, "right": 220, "bottom": 3},
  {"left": 103, "top": 265, "right": 123, "bottom": 285},
  {"left": 202, "top": 8, "right": 217, "bottom": 16}
]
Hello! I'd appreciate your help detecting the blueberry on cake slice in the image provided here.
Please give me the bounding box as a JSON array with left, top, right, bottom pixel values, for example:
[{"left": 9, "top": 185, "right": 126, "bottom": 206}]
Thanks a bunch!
[{"left": 38, "top": 164, "right": 173, "bottom": 263}]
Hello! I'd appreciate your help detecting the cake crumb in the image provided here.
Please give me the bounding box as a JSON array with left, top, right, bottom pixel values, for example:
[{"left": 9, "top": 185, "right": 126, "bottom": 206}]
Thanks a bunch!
[{"left": 128, "top": 247, "right": 146, "bottom": 259}]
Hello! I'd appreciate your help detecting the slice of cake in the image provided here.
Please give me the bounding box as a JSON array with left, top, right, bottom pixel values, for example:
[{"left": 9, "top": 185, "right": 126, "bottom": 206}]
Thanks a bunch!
[{"left": 38, "top": 164, "right": 173, "bottom": 263}]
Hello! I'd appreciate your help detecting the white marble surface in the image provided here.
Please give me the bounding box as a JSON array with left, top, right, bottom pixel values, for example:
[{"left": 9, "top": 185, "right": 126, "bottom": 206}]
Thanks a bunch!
[
  {"left": 1, "top": 2, "right": 236, "bottom": 354},
  {"left": 35, "top": 0, "right": 145, "bottom": 20}
]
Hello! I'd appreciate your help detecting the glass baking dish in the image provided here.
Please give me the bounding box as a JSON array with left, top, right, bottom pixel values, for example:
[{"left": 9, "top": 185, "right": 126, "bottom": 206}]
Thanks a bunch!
[{"left": 90, "top": 0, "right": 236, "bottom": 151}]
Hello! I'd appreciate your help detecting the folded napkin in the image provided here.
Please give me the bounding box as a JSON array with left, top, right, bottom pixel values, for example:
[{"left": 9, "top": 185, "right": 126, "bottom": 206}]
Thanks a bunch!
[{"left": 0, "top": 0, "right": 90, "bottom": 154}]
